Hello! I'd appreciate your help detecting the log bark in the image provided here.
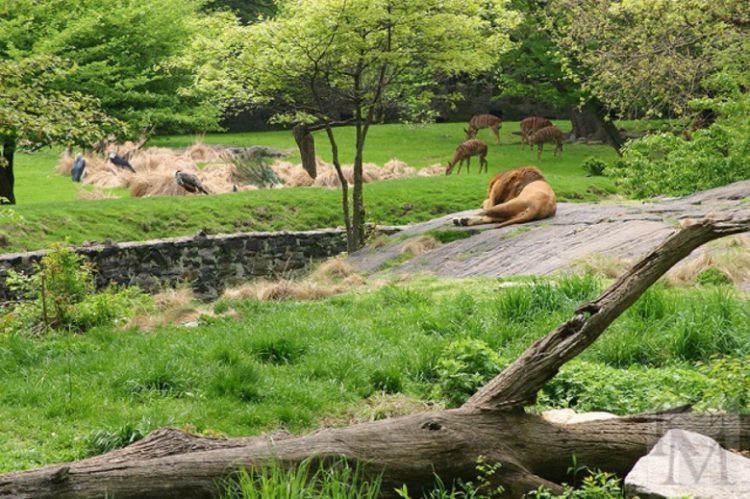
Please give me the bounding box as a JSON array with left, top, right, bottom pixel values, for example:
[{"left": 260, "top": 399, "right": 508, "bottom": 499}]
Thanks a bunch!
[
  {"left": 0, "top": 139, "right": 16, "bottom": 205},
  {"left": 2, "top": 217, "right": 749, "bottom": 498},
  {"left": 569, "top": 100, "right": 624, "bottom": 153},
  {"left": 293, "top": 124, "right": 317, "bottom": 179}
]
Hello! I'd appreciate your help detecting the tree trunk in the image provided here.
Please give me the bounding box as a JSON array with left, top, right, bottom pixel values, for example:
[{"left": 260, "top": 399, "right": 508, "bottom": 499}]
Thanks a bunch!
[
  {"left": 293, "top": 124, "right": 317, "bottom": 179},
  {"left": 2, "top": 217, "right": 749, "bottom": 498},
  {"left": 324, "top": 126, "right": 354, "bottom": 251},
  {"left": 0, "top": 412, "right": 746, "bottom": 499},
  {"left": 569, "top": 100, "right": 624, "bottom": 154},
  {"left": 0, "top": 139, "right": 17, "bottom": 205},
  {"left": 351, "top": 117, "right": 366, "bottom": 251}
]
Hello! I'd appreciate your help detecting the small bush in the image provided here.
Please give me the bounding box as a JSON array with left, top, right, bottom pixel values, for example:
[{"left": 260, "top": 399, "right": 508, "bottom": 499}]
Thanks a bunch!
[
  {"left": 83, "top": 418, "right": 155, "bottom": 457},
  {"left": 696, "top": 267, "right": 732, "bottom": 286},
  {"left": 610, "top": 94, "right": 750, "bottom": 198},
  {"left": 581, "top": 157, "right": 607, "bottom": 177},
  {"left": 1, "top": 245, "right": 150, "bottom": 334},
  {"left": 431, "top": 338, "right": 502, "bottom": 407}
]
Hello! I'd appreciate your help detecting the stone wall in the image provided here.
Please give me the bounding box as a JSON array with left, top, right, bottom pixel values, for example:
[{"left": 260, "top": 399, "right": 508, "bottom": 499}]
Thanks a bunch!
[{"left": 0, "top": 228, "right": 361, "bottom": 302}]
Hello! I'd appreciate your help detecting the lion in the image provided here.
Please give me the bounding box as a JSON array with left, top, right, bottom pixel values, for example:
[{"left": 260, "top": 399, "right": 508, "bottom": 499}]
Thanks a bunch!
[{"left": 452, "top": 166, "right": 557, "bottom": 228}]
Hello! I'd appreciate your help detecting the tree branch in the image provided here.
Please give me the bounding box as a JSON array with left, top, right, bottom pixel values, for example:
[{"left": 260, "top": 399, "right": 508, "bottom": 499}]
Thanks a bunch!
[{"left": 464, "top": 216, "right": 750, "bottom": 410}]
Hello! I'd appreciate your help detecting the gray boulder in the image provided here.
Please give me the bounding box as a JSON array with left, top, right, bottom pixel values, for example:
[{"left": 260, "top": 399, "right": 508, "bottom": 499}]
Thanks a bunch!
[{"left": 625, "top": 429, "right": 750, "bottom": 498}]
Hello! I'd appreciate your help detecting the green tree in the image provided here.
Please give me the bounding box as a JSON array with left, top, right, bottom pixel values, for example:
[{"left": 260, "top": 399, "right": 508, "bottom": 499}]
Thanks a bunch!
[
  {"left": 496, "top": 0, "right": 625, "bottom": 151},
  {"left": 0, "top": 0, "right": 222, "bottom": 137},
  {"left": 548, "top": 0, "right": 750, "bottom": 121},
  {"left": 225, "top": 0, "right": 519, "bottom": 250},
  {"left": 0, "top": 57, "right": 122, "bottom": 204}
]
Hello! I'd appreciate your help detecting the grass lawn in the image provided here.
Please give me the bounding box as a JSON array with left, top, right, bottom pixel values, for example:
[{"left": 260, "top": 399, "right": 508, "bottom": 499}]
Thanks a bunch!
[
  {"left": 4, "top": 121, "right": 618, "bottom": 253},
  {"left": 0, "top": 275, "right": 748, "bottom": 472}
]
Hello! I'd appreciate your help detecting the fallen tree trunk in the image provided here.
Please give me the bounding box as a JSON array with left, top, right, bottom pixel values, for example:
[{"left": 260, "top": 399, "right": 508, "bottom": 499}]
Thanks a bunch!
[
  {"left": 1, "top": 412, "right": 747, "bottom": 499},
  {"left": 2, "top": 217, "right": 749, "bottom": 498}
]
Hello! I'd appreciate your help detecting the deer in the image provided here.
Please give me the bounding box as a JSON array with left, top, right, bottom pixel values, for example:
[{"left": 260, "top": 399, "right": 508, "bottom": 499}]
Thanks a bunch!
[
  {"left": 527, "top": 125, "right": 564, "bottom": 160},
  {"left": 465, "top": 114, "right": 502, "bottom": 144},
  {"left": 445, "top": 139, "right": 488, "bottom": 175},
  {"left": 519, "top": 117, "right": 553, "bottom": 146}
]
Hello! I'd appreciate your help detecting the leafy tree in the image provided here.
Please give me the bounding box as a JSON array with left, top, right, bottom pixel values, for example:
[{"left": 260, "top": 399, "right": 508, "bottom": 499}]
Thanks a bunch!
[
  {"left": 547, "top": 0, "right": 750, "bottom": 121},
  {"left": 224, "top": 0, "right": 519, "bottom": 250},
  {"left": 496, "top": 0, "right": 624, "bottom": 151},
  {"left": 0, "top": 0, "right": 222, "bottom": 136},
  {"left": 0, "top": 57, "right": 122, "bottom": 204},
  {"left": 202, "top": 0, "right": 276, "bottom": 23}
]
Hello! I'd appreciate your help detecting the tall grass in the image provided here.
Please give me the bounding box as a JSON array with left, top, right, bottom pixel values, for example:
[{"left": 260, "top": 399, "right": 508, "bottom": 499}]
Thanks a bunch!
[
  {"left": 223, "top": 459, "right": 381, "bottom": 499},
  {"left": 0, "top": 275, "right": 748, "bottom": 472}
]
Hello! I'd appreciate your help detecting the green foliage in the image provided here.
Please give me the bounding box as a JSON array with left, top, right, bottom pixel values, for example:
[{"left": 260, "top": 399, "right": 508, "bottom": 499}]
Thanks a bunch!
[
  {"left": 223, "top": 459, "right": 382, "bottom": 499},
  {"left": 581, "top": 157, "right": 606, "bottom": 177},
  {"left": 232, "top": 155, "right": 282, "bottom": 189},
  {"left": 611, "top": 93, "right": 750, "bottom": 197},
  {"left": 2, "top": 276, "right": 750, "bottom": 473},
  {"left": 1, "top": 245, "right": 149, "bottom": 334},
  {"left": 431, "top": 338, "right": 502, "bottom": 407},
  {"left": 0, "top": 56, "right": 122, "bottom": 152},
  {"left": 529, "top": 468, "right": 623, "bottom": 499},
  {"left": 549, "top": 0, "right": 750, "bottom": 117},
  {"left": 396, "top": 456, "right": 505, "bottom": 498},
  {"left": 0, "top": 0, "right": 223, "bottom": 135},
  {"left": 696, "top": 267, "right": 732, "bottom": 287},
  {"left": 697, "top": 356, "right": 750, "bottom": 413},
  {"left": 83, "top": 418, "right": 155, "bottom": 457}
]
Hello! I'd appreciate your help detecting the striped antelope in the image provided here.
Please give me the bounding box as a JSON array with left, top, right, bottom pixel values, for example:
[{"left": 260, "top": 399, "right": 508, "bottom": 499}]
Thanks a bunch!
[
  {"left": 465, "top": 114, "right": 502, "bottom": 143},
  {"left": 527, "top": 125, "right": 564, "bottom": 160},
  {"left": 520, "top": 116, "right": 553, "bottom": 146},
  {"left": 445, "top": 139, "right": 488, "bottom": 175}
]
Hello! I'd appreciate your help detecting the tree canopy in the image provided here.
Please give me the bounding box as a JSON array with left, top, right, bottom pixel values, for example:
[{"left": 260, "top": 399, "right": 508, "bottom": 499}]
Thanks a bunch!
[
  {"left": 547, "top": 0, "right": 750, "bottom": 117},
  {"left": 0, "top": 0, "right": 223, "bottom": 136},
  {"left": 211, "top": 0, "right": 520, "bottom": 249}
]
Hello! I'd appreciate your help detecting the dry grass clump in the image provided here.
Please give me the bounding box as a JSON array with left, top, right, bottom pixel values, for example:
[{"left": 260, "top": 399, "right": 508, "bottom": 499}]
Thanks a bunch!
[
  {"left": 666, "top": 236, "right": 750, "bottom": 287},
  {"left": 57, "top": 143, "right": 441, "bottom": 198},
  {"left": 77, "top": 189, "right": 119, "bottom": 201},
  {"left": 322, "top": 394, "right": 438, "bottom": 427},
  {"left": 310, "top": 257, "right": 356, "bottom": 281},
  {"left": 572, "top": 253, "right": 632, "bottom": 279},
  {"left": 126, "top": 288, "right": 240, "bottom": 331},
  {"left": 223, "top": 279, "right": 343, "bottom": 302},
  {"left": 401, "top": 235, "right": 441, "bottom": 256}
]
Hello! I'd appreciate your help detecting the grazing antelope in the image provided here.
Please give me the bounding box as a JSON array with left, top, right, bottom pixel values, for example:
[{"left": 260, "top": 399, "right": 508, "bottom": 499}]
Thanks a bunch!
[
  {"left": 445, "top": 139, "right": 488, "bottom": 175},
  {"left": 527, "top": 125, "right": 564, "bottom": 160},
  {"left": 465, "top": 114, "right": 502, "bottom": 144},
  {"left": 520, "top": 116, "right": 553, "bottom": 146}
]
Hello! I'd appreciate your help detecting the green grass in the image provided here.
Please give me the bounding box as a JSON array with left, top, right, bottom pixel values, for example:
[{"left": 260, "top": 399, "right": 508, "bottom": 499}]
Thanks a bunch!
[
  {"left": 3, "top": 121, "right": 618, "bottom": 253},
  {"left": 1, "top": 275, "right": 749, "bottom": 472}
]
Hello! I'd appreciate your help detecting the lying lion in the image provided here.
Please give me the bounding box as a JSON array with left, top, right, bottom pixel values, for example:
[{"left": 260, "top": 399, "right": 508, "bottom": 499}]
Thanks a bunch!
[{"left": 452, "top": 166, "right": 557, "bottom": 227}]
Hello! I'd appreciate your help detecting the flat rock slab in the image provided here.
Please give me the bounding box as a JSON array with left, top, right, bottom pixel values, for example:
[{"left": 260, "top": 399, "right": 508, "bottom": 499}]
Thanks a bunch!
[
  {"left": 624, "top": 429, "right": 750, "bottom": 498},
  {"left": 350, "top": 181, "right": 750, "bottom": 278}
]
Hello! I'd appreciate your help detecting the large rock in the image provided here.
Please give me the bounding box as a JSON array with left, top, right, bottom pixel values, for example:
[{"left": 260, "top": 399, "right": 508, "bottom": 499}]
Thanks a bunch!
[{"left": 624, "top": 429, "right": 750, "bottom": 498}]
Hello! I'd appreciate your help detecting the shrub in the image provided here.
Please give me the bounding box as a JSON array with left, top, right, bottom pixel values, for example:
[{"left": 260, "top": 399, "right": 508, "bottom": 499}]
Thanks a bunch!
[
  {"left": 610, "top": 94, "right": 750, "bottom": 198},
  {"left": 581, "top": 157, "right": 607, "bottom": 177},
  {"left": 431, "top": 338, "right": 502, "bottom": 407},
  {"left": 696, "top": 267, "right": 732, "bottom": 286},
  {"left": 1, "top": 244, "right": 150, "bottom": 334}
]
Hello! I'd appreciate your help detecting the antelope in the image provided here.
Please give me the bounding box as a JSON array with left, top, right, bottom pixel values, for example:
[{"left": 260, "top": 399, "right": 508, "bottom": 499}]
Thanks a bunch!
[
  {"left": 465, "top": 114, "right": 502, "bottom": 144},
  {"left": 527, "top": 125, "right": 564, "bottom": 160},
  {"left": 520, "top": 117, "right": 553, "bottom": 146},
  {"left": 445, "top": 139, "right": 488, "bottom": 175}
]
